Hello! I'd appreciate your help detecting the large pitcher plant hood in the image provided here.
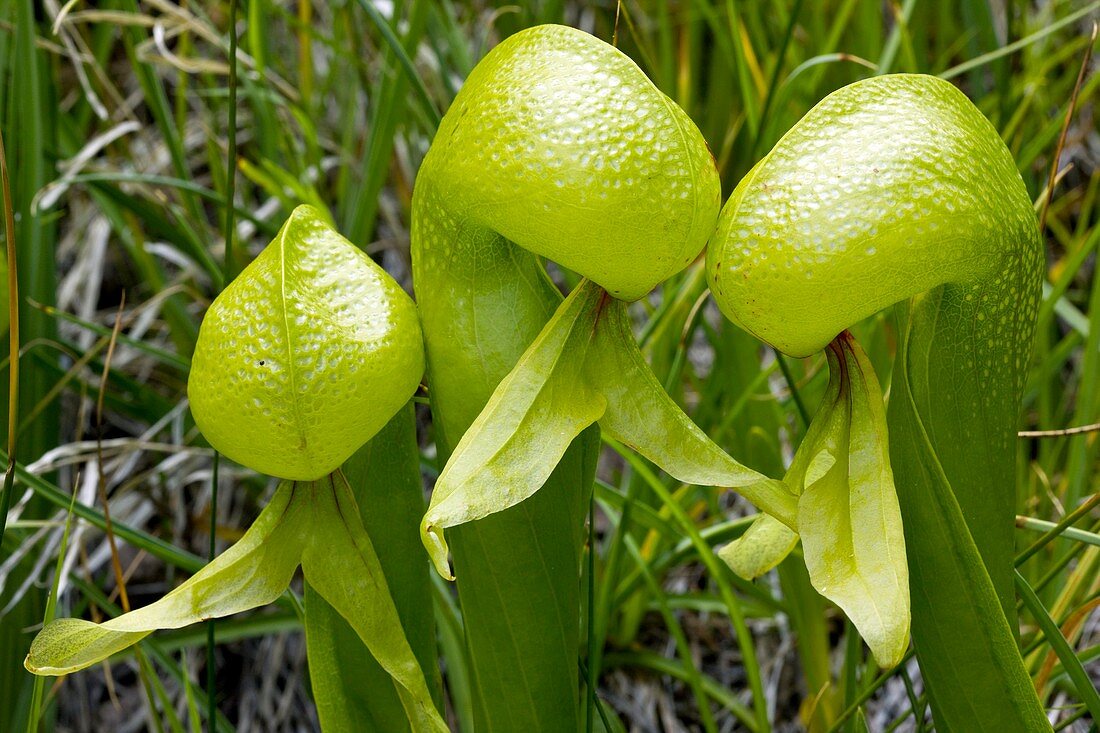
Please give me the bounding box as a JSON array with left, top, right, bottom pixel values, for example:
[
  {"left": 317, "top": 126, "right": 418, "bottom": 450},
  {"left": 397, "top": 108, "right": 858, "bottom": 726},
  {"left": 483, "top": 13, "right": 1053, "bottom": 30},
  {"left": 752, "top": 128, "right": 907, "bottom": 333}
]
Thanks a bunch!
[
  {"left": 411, "top": 23, "right": 756, "bottom": 729},
  {"left": 419, "top": 24, "right": 721, "bottom": 302},
  {"left": 26, "top": 206, "right": 448, "bottom": 733},
  {"left": 709, "top": 75, "right": 1048, "bottom": 728}
]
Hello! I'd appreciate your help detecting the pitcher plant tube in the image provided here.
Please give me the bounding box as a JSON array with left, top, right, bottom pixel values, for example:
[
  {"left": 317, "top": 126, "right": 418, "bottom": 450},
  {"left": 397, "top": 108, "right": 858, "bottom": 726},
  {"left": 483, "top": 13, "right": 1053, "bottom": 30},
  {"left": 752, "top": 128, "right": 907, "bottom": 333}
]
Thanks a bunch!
[
  {"left": 707, "top": 75, "right": 1049, "bottom": 730},
  {"left": 24, "top": 205, "right": 448, "bottom": 733},
  {"left": 411, "top": 23, "right": 799, "bottom": 730}
]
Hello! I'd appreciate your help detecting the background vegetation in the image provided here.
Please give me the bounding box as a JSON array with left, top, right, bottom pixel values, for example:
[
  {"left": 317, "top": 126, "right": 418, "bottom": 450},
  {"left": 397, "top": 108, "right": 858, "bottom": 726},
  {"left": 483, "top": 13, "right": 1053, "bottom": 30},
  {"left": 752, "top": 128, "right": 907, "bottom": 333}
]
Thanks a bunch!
[{"left": 0, "top": 0, "right": 1097, "bottom": 730}]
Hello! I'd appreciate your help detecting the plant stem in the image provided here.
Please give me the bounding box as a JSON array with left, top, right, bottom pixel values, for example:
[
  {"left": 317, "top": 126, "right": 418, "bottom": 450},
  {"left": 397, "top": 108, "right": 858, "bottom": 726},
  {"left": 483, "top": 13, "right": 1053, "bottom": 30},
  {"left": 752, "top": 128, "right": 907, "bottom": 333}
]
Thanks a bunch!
[
  {"left": 1015, "top": 493, "right": 1100, "bottom": 567},
  {"left": 0, "top": 125, "right": 18, "bottom": 547},
  {"left": 207, "top": 0, "right": 239, "bottom": 721},
  {"left": 225, "top": 0, "right": 239, "bottom": 283},
  {"left": 207, "top": 451, "right": 219, "bottom": 728},
  {"left": 585, "top": 490, "right": 596, "bottom": 733}
]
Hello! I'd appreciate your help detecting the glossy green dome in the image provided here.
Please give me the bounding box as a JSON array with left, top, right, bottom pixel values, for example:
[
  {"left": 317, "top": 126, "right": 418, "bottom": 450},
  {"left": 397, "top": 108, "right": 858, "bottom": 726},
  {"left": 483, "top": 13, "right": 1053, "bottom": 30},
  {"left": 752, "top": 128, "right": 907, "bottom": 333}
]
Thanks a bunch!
[
  {"left": 707, "top": 74, "right": 1035, "bottom": 357},
  {"left": 188, "top": 205, "right": 424, "bottom": 480},
  {"left": 420, "top": 24, "right": 720, "bottom": 301}
]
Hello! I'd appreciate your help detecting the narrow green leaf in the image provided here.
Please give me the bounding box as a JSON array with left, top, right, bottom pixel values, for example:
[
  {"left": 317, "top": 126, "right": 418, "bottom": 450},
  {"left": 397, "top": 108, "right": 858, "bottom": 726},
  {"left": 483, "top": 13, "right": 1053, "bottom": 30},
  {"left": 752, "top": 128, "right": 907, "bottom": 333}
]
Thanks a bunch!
[
  {"left": 938, "top": 1, "right": 1100, "bottom": 81},
  {"left": 1014, "top": 571, "right": 1100, "bottom": 723},
  {"left": 619, "top": 533, "right": 722, "bottom": 732},
  {"left": 182, "top": 651, "right": 202, "bottom": 733},
  {"left": 0, "top": 452, "right": 205, "bottom": 574},
  {"left": 115, "top": 0, "right": 204, "bottom": 226},
  {"left": 237, "top": 158, "right": 331, "bottom": 221},
  {"left": 430, "top": 573, "right": 474, "bottom": 733},
  {"left": 343, "top": 0, "right": 431, "bottom": 243},
  {"left": 24, "top": 468, "right": 80, "bottom": 733},
  {"left": 353, "top": 0, "right": 441, "bottom": 130},
  {"left": 0, "top": 250, "right": 7, "bottom": 336},
  {"left": 25, "top": 482, "right": 306, "bottom": 675}
]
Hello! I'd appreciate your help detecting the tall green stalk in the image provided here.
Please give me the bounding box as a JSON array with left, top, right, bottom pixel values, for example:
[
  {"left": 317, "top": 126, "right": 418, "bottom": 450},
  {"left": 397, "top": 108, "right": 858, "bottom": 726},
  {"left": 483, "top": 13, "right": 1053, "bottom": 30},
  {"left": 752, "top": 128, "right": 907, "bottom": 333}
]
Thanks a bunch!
[
  {"left": 0, "top": 3, "right": 56, "bottom": 729},
  {"left": 411, "top": 79, "right": 601, "bottom": 729}
]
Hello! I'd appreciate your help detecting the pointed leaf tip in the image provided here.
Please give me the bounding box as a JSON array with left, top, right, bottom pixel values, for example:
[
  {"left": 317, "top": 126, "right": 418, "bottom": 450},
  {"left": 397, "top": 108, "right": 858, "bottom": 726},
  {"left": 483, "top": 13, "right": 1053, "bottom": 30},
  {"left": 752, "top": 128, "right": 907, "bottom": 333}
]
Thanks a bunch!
[
  {"left": 718, "top": 513, "right": 799, "bottom": 580},
  {"left": 422, "top": 521, "right": 454, "bottom": 581}
]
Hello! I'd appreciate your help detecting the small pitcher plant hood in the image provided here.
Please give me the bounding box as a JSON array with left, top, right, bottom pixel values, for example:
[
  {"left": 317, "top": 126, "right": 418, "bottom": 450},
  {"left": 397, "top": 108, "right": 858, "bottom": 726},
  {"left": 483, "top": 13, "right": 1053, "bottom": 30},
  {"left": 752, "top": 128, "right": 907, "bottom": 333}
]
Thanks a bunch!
[
  {"left": 25, "top": 206, "right": 448, "bottom": 733},
  {"left": 188, "top": 204, "right": 424, "bottom": 481}
]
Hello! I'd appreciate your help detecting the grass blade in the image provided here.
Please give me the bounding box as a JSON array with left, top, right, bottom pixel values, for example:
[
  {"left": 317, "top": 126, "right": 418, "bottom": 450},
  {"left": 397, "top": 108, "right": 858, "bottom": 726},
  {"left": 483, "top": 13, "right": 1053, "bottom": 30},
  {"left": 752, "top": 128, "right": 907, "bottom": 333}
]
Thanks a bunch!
[{"left": 1014, "top": 570, "right": 1100, "bottom": 722}]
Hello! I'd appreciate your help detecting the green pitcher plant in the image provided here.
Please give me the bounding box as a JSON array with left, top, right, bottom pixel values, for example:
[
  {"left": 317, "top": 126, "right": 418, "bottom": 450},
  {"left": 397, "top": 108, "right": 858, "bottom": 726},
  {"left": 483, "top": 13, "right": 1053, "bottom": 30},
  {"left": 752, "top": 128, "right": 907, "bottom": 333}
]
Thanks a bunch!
[
  {"left": 417, "top": 24, "right": 1051, "bottom": 732},
  {"left": 412, "top": 22, "right": 909, "bottom": 728},
  {"left": 411, "top": 22, "right": 792, "bottom": 730},
  {"left": 708, "top": 74, "right": 1049, "bottom": 731},
  {"left": 24, "top": 205, "right": 448, "bottom": 733},
  {"left": 414, "top": 24, "right": 796, "bottom": 577}
]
